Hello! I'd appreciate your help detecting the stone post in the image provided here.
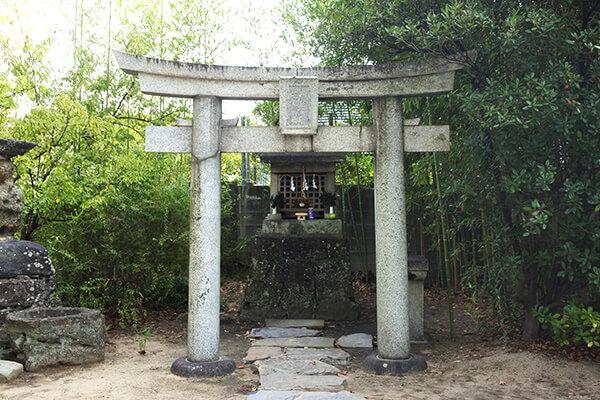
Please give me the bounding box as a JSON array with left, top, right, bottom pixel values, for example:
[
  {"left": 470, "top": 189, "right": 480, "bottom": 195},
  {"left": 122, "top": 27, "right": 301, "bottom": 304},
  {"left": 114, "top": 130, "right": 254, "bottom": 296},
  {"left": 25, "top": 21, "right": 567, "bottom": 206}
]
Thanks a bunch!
[
  {"left": 170, "top": 97, "right": 235, "bottom": 377},
  {"left": 364, "top": 97, "right": 426, "bottom": 375}
]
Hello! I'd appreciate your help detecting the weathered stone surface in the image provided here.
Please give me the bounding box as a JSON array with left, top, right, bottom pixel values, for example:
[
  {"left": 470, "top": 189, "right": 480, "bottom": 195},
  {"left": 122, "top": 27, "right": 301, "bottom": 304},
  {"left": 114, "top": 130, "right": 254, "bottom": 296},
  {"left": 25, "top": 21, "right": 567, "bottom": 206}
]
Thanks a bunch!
[
  {"left": 247, "top": 390, "right": 366, "bottom": 400},
  {"left": 373, "top": 96, "right": 411, "bottom": 360},
  {"left": 279, "top": 76, "right": 318, "bottom": 135},
  {"left": 0, "top": 160, "right": 15, "bottom": 185},
  {"left": 0, "top": 241, "right": 57, "bottom": 354},
  {"left": 186, "top": 96, "right": 223, "bottom": 365},
  {"left": 146, "top": 124, "right": 450, "bottom": 154},
  {"left": 259, "top": 373, "right": 346, "bottom": 391},
  {"left": 337, "top": 333, "right": 373, "bottom": 350},
  {"left": 0, "top": 309, "right": 11, "bottom": 348},
  {"left": 248, "top": 327, "right": 320, "bottom": 338},
  {"left": 243, "top": 346, "right": 285, "bottom": 364},
  {"left": 253, "top": 337, "right": 335, "bottom": 348},
  {"left": 170, "top": 356, "right": 235, "bottom": 378},
  {"left": 6, "top": 307, "right": 105, "bottom": 371},
  {"left": 0, "top": 276, "right": 57, "bottom": 308},
  {"left": 241, "top": 237, "right": 359, "bottom": 321},
  {"left": 0, "top": 360, "right": 23, "bottom": 382},
  {"left": 284, "top": 348, "right": 351, "bottom": 366},
  {"left": 0, "top": 185, "right": 23, "bottom": 239},
  {"left": 0, "top": 240, "right": 56, "bottom": 278},
  {"left": 408, "top": 256, "right": 429, "bottom": 341},
  {"left": 363, "top": 352, "right": 427, "bottom": 376},
  {"left": 265, "top": 319, "right": 325, "bottom": 329},
  {"left": 0, "top": 139, "right": 36, "bottom": 158},
  {"left": 260, "top": 219, "right": 343, "bottom": 238},
  {"left": 255, "top": 358, "right": 340, "bottom": 375}
]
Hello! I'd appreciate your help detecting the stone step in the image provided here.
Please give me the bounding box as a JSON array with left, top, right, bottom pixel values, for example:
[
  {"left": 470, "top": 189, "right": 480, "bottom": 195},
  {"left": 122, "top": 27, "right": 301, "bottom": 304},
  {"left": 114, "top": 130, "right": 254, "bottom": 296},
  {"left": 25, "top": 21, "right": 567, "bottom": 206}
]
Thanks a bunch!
[
  {"left": 265, "top": 319, "right": 325, "bottom": 329},
  {"left": 259, "top": 372, "right": 346, "bottom": 391},
  {"left": 284, "top": 348, "right": 351, "bottom": 366},
  {"left": 248, "top": 327, "right": 320, "bottom": 338},
  {"left": 255, "top": 359, "right": 340, "bottom": 375},
  {"left": 247, "top": 390, "right": 366, "bottom": 400},
  {"left": 252, "top": 337, "right": 334, "bottom": 348},
  {"left": 243, "top": 346, "right": 285, "bottom": 364},
  {"left": 337, "top": 333, "right": 373, "bottom": 351}
]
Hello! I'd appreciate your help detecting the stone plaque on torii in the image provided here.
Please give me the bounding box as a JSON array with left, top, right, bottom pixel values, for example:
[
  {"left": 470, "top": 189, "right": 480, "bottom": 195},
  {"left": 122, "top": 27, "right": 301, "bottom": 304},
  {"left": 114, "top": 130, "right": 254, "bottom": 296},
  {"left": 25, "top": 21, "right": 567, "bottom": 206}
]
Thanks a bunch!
[{"left": 114, "top": 50, "right": 462, "bottom": 377}]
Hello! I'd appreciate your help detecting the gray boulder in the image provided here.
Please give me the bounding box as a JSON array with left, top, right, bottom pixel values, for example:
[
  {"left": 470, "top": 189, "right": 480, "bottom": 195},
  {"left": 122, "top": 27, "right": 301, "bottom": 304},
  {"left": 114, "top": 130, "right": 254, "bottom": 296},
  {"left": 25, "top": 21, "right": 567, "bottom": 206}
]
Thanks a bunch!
[
  {"left": 7, "top": 307, "right": 105, "bottom": 371},
  {"left": 0, "top": 360, "right": 23, "bottom": 382},
  {"left": 0, "top": 240, "right": 56, "bottom": 278}
]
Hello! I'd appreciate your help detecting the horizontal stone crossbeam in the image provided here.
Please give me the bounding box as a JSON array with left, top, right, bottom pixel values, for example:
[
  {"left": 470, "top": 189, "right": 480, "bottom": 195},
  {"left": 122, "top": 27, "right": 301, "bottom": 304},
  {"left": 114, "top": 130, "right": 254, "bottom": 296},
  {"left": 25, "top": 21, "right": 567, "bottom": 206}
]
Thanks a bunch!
[
  {"left": 145, "top": 125, "right": 450, "bottom": 154},
  {"left": 114, "top": 51, "right": 462, "bottom": 100}
]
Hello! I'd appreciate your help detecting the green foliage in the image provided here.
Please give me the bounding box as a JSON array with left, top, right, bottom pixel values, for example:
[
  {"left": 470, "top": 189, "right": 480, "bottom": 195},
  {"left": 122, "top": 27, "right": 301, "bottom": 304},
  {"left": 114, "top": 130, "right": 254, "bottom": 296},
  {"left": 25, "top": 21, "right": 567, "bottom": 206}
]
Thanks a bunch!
[
  {"left": 286, "top": 0, "right": 600, "bottom": 341},
  {"left": 1, "top": 2, "right": 248, "bottom": 326},
  {"left": 536, "top": 303, "right": 600, "bottom": 348},
  {"left": 253, "top": 101, "right": 279, "bottom": 126},
  {"left": 137, "top": 324, "right": 152, "bottom": 354}
]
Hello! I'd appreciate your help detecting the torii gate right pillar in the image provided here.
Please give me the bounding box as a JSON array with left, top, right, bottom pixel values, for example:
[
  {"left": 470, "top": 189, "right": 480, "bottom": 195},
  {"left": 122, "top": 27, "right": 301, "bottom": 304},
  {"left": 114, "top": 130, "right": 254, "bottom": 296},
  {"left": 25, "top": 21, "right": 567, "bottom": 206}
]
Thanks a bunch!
[{"left": 365, "top": 96, "right": 427, "bottom": 374}]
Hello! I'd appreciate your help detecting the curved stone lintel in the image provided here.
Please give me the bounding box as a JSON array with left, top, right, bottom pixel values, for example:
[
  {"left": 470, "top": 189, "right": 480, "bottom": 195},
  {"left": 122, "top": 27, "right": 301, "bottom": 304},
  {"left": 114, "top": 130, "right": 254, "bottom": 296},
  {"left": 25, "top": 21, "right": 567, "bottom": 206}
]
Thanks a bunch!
[
  {"left": 114, "top": 50, "right": 465, "bottom": 82},
  {"left": 363, "top": 352, "right": 427, "bottom": 376},
  {"left": 171, "top": 356, "right": 236, "bottom": 378},
  {"left": 114, "top": 51, "right": 463, "bottom": 100}
]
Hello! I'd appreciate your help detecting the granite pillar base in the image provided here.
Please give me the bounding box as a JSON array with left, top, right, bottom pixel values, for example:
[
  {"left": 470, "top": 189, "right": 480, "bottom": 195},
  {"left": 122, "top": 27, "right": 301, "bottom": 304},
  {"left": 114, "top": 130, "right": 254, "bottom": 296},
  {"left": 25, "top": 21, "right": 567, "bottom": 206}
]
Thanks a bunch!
[
  {"left": 363, "top": 352, "right": 427, "bottom": 376},
  {"left": 171, "top": 356, "right": 236, "bottom": 378}
]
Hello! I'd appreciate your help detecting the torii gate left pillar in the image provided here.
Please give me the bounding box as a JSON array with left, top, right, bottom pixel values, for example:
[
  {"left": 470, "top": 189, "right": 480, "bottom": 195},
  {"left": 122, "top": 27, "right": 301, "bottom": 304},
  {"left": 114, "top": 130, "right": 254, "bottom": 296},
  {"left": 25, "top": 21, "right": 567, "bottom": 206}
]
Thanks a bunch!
[
  {"left": 114, "top": 50, "right": 463, "bottom": 377},
  {"left": 169, "top": 97, "right": 237, "bottom": 376}
]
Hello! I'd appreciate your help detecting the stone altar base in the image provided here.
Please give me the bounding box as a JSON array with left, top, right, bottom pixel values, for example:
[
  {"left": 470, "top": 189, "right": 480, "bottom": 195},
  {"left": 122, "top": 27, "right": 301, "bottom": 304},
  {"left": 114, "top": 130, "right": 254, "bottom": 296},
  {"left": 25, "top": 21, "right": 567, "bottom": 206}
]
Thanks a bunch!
[{"left": 241, "top": 221, "right": 359, "bottom": 321}]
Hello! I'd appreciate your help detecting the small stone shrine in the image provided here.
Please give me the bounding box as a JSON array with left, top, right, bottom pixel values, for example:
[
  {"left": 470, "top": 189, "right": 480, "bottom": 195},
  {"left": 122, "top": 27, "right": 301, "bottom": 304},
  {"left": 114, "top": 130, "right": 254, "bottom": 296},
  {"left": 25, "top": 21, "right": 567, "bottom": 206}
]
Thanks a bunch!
[
  {"left": 240, "top": 153, "right": 359, "bottom": 320},
  {"left": 0, "top": 139, "right": 57, "bottom": 359}
]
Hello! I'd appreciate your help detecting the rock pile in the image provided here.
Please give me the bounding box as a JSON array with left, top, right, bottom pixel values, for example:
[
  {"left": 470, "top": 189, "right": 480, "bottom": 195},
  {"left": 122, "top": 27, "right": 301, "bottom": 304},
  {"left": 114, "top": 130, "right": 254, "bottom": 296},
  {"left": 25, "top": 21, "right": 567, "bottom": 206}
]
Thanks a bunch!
[{"left": 0, "top": 139, "right": 58, "bottom": 359}]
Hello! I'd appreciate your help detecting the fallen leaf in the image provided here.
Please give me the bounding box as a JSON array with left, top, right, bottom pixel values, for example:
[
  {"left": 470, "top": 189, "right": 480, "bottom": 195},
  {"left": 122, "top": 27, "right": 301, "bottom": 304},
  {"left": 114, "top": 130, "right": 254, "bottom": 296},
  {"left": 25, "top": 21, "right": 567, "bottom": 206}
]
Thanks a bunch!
[
  {"left": 499, "top": 381, "right": 506, "bottom": 385},
  {"left": 237, "top": 365, "right": 245, "bottom": 369}
]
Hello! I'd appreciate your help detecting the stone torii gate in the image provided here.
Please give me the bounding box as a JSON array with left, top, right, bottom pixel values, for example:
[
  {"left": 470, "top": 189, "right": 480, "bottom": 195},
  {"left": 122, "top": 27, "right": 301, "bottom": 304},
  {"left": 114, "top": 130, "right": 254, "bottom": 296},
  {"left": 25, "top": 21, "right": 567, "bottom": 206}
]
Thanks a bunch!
[{"left": 114, "top": 50, "right": 461, "bottom": 377}]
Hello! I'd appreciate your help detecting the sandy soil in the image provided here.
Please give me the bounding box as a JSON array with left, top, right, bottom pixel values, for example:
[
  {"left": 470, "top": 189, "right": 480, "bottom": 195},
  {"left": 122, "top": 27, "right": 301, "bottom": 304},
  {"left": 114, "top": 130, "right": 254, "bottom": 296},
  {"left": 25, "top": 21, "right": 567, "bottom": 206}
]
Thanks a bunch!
[{"left": 2, "top": 287, "right": 599, "bottom": 400}]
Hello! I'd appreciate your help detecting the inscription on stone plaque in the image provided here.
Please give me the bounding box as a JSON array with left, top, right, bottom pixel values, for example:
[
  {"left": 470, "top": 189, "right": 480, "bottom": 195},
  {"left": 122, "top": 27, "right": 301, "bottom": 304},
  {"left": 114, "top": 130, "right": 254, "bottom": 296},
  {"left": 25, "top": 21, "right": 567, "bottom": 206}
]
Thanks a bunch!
[{"left": 279, "top": 76, "right": 318, "bottom": 135}]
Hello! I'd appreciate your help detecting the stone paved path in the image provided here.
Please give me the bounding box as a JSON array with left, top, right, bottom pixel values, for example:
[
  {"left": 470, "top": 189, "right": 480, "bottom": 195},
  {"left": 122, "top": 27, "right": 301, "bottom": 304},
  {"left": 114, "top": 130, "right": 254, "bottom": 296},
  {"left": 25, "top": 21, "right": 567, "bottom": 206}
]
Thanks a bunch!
[{"left": 245, "top": 320, "right": 368, "bottom": 400}]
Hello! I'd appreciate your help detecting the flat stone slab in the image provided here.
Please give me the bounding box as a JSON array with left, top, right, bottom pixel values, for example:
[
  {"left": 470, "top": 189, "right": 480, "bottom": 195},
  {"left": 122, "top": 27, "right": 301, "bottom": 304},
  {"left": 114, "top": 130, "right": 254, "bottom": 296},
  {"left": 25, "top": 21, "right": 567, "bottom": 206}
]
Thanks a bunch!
[
  {"left": 259, "top": 373, "right": 346, "bottom": 391},
  {"left": 0, "top": 360, "right": 23, "bottom": 383},
  {"left": 253, "top": 337, "right": 334, "bottom": 348},
  {"left": 255, "top": 359, "right": 340, "bottom": 375},
  {"left": 247, "top": 391, "right": 366, "bottom": 400},
  {"left": 265, "top": 319, "right": 325, "bottom": 329},
  {"left": 337, "top": 333, "right": 373, "bottom": 350},
  {"left": 249, "top": 327, "right": 320, "bottom": 338},
  {"left": 284, "top": 348, "right": 351, "bottom": 366},
  {"left": 243, "top": 346, "right": 285, "bottom": 364}
]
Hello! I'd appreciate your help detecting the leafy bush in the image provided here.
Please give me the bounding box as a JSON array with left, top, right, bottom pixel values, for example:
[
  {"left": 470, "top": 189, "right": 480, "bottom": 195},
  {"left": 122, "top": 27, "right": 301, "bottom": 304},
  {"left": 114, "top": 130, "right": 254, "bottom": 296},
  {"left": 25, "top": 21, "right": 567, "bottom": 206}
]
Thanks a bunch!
[{"left": 536, "top": 302, "right": 600, "bottom": 348}]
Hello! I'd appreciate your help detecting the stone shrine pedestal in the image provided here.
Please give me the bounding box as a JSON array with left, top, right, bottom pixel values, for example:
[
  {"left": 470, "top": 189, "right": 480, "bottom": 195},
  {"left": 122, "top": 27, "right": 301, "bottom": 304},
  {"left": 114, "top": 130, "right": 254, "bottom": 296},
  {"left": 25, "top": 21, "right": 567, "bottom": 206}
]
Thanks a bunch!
[{"left": 241, "top": 219, "right": 359, "bottom": 321}]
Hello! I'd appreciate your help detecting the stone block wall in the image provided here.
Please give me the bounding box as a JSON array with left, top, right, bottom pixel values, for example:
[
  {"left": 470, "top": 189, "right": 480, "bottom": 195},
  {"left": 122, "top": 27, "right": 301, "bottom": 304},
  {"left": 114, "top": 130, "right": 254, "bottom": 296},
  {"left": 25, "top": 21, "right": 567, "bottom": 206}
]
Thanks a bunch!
[{"left": 240, "top": 232, "right": 359, "bottom": 321}]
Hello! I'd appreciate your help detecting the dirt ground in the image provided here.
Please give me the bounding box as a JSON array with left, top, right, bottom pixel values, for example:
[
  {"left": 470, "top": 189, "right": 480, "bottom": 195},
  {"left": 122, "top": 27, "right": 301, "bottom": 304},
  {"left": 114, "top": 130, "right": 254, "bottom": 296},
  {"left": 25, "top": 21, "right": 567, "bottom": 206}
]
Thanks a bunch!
[{"left": 2, "top": 282, "right": 599, "bottom": 400}]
